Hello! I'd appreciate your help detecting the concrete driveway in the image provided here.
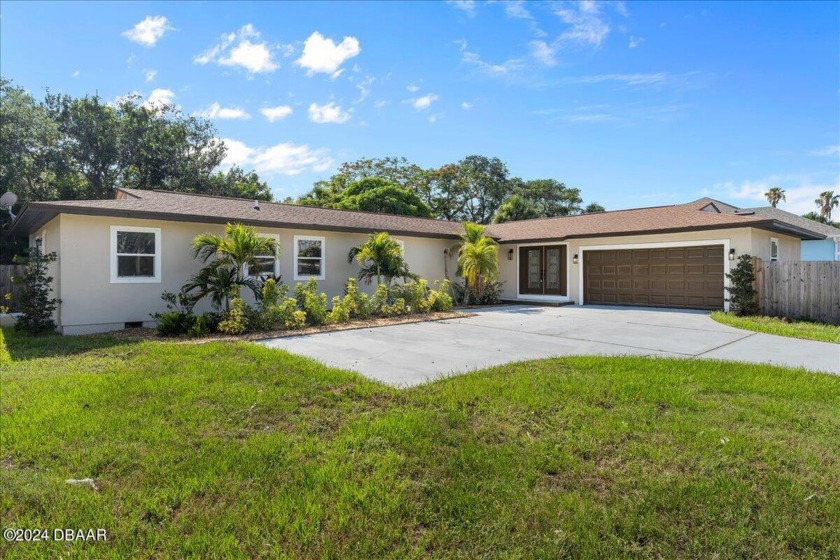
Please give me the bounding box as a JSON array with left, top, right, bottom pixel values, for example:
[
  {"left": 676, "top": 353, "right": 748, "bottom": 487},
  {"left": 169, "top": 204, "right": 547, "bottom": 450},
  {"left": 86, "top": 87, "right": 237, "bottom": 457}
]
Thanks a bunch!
[{"left": 259, "top": 305, "right": 840, "bottom": 387}]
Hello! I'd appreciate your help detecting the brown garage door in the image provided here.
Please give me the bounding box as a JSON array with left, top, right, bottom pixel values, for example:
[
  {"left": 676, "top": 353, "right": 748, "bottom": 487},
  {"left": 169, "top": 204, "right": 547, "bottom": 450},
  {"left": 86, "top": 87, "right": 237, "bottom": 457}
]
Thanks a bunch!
[{"left": 584, "top": 245, "right": 725, "bottom": 310}]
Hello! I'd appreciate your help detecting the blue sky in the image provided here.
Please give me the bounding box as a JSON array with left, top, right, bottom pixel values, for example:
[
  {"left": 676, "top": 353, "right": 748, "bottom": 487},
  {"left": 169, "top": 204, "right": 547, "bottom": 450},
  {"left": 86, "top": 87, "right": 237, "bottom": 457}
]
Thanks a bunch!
[{"left": 1, "top": 0, "right": 838, "bottom": 213}]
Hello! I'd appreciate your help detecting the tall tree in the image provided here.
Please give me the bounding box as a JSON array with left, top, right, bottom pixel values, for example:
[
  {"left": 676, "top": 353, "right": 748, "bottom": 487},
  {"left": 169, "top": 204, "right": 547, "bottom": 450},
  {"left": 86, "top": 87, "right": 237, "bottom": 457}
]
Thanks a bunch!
[
  {"left": 426, "top": 155, "right": 512, "bottom": 224},
  {"left": 512, "top": 179, "right": 583, "bottom": 217},
  {"left": 765, "top": 187, "right": 786, "bottom": 208},
  {"left": 815, "top": 191, "right": 839, "bottom": 221},
  {"left": 334, "top": 177, "right": 433, "bottom": 217},
  {"left": 493, "top": 194, "right": 539, "bottom": 223},
  {"left": 583, "top": 202, "right": 606, "bottom": 213}
]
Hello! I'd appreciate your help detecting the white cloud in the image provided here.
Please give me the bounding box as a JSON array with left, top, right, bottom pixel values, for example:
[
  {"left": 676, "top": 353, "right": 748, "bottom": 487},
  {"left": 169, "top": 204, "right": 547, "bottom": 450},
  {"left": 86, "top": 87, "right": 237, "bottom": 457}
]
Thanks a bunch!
[
  {"left": 567, "top": 72, "right": 669, "bottom": 85},
  {"left": 195, "top": 102, "right": 251, "bottom": 120},
  {"left": 447, "top": 0, "right": 476, "bottom": 17},
  {"left": 221, "top": 137, "right": 334, "bottom": 176},
  {"left": 504, "top": 0, "right": 532, "bottom": 19},
  {"left": 142, "top": 88, "right": 176, "bottom": 109},
  {"left": 375, "top": 100, "right": 388, "bottom": 109},
  {"left": 812, "top": 145, "right": 840, "bottom": 157},
  {"left": 457, "top": 40, "right": 525, "bottom": 76},
  {"left": 123, "top": 16, "right": 173, "bottom": 47},
  {"left": 354, "top": 75, "right": 375, "bottom": 103},
  {"left": 195, "top": 24, "right": 281, "bottom": 74},
  {"left": 308, "top": 102, "right": 352, "bottom": 124},
  {"left": 530, "top": 40, "right": 557, "bottom": 66},
  {"left": 143, "top": 68, "right": 157, "bottom": 82},
  {"left": 260, "top": 105, "right": 293, "bottom": 122},
  {"left": 705, "top": 176, "right": 840, "bottom": 215},
  {"left": 554, "top": 1, "right": 611, "bottom": 46},
  {"left": 428, "top": 113, "right": 442, "bottom": 123},
  {"left": 296, "top": 31, "right": 360, "bottom": 77},
  {"left": 406, "top": 83, "right": 420, "bottom": 93},
  {"left": 629, "top": 36, "right": 643, "bottom": 49},
  {"left": 410, "top": 93, "right": 439, "bottom": 111},
  {"left": 461, "top": 101, "right": 473, "bottom": 110},
  {"left": 72, "top": 70, "right": 80, "bottom": 78}
]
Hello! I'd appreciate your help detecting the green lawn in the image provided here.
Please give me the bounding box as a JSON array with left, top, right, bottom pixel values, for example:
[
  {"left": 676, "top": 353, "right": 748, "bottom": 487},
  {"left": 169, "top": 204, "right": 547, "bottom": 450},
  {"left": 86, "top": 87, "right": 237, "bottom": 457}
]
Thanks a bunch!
[
  {"left": 1, "top": 328, "right": 839, "bottom": 559},
  {"left": 710, "top": 311, "right": 840, "bottom": 343}
]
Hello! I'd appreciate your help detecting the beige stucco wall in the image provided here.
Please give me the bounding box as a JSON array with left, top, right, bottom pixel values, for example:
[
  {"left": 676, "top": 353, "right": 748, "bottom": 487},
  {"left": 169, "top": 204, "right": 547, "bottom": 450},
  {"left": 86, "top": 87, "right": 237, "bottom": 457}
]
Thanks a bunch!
[
  {"left": 497, "top": 227, "right": 801, "bottom": 308},
  {"left": 53, "top": 214, "right": 455, "bottom": 334}
]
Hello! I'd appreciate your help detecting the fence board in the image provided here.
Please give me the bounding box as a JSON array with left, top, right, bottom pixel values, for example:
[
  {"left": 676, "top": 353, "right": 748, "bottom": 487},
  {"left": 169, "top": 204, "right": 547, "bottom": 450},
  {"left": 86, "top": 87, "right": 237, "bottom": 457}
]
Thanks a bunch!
[
  {"left": 753, "top": 259, "right": 840, "bottom": 325},
  {"left": 0, "top": 264, "right": 26, "bottom": 310}
]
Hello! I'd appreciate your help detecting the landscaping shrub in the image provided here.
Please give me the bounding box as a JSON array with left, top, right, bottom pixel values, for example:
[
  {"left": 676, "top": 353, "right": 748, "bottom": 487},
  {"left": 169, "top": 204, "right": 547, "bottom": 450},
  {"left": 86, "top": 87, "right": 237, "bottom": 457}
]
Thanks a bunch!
[
  {"left": 381, "top": 298, "right": 409, "bottom": 317},
  {"left": 344, "top": 278, "right": 372, "bottom": 319},
  {"left": 453, "top": 279, "right": 504, "bottom": 305},
  {"left": 156, "top": 311, "right": 196, "bottom": 337},
  {"left": 432, "top": 279, "right": 454, "bottom": 311},
  {"left": 371, "top": 284, "right": 390, "bottom": 315},
  {"left": 11, "top": 247, "right": 61, "bottom": 335},
  {"left": 394, "top": 279, "right": 428, "bottom": 313},
  {"left": 294, "top": 278, "right": 328, "bottom": 326},
  {"left": 725, "top": 254, "right": 759, "bottom": 316},
  {"left": 218, "top": 297, "right": 250, "bottom": 334},
  {"left": 326, "top": 296, "right": 352, "bottom": 325}
]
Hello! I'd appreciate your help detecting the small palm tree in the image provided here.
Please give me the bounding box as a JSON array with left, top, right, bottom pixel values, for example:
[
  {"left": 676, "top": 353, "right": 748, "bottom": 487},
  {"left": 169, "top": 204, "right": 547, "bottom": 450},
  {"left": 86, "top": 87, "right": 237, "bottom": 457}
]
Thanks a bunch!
[
  {"left": 191, "top": 223, "right": 279, "bottom": 281},
  {"left": 182, "top": 264, "right": 261, "bottom": 311},
  {"left": 348, "top": 232, "right": 416, "bottom": 290},
  {"left": 765, "top": 187, "right": 786, "bottom": 208},
  {"left": 457, "top": 222, "right": 499, "bottom": 302},
  {"left": 815, "top": 191, "right": 839, "bottom": 221}
]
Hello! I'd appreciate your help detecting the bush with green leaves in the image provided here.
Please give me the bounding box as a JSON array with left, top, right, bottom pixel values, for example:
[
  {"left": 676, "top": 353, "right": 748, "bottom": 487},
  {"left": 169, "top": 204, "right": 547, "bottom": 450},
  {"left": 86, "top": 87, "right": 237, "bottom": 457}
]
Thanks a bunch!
[
  {"left": 218, "top": 297, "right": 250, "bottom": 334},
  {"left": 432, "top": 280, "right": 454, "bottom": 311},
  {"left": 380, "top": 298, "right": 409, "bottom": 317},
  {"left": 725, "top": 254, "right": 759, "bottom": 316},
  {"left": 371, "top": 283, "right": 390, "bottom": 315},
  {"left": 156, "top": 311, "right": 195, "bottom": 337},
  {"left": 294, "top": 278, "right": 328, "bottom": 326},
  {"left": 326, "top": 296, "right": 352, "bottom": 325},
  {"left": 393, "top": 279, "right": 428, "bottom": 313},
  {"left": 344, "top": 278, "right": 372, "bottom": 319},
  {"left": 12, "top": 247, "right": 61, "bottom": 335}
]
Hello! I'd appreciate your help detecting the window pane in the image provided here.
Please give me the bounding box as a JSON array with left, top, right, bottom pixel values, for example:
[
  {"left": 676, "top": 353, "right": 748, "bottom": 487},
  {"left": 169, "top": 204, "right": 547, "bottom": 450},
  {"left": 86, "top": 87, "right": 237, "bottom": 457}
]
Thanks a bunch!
[
  {"left": 297, "top": 239, "right": 322, "bottom": 258},
  {"left": 528, "top": 249, "right": 541, "bottom": 289},
  {"left": 297, "top": 258, "right": 321, "bottom": 276},
  {"left": 117, "top": 231, "right": 155, "bottom": 254},
  {"left": 118, "top": 255, "right": 155, "bottom": 277},
  {"left": 249, "top": 257, "right": 275, "bottom": 276}
]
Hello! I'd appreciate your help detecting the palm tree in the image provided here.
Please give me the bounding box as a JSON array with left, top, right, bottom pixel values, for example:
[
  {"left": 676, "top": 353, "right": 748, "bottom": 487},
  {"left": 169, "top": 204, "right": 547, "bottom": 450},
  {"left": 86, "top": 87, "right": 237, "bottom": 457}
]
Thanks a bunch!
[
  {"left": 765, "top": 187, "right": 786, "bottom": 208},
  {"left": 182, "top": 264, "right": 261, "bottom": 311},
  {"left": 191, "top": 223, "right": 279, "bottom": 281},
  {"left": 348, "top": 232, "right": 416, "bottom": 289},
  {"left": 815, "top": 191, "right": 839, "bottom": 221},
  {"left": 457, "top": 222, "right": 499, "bottom": 302}
]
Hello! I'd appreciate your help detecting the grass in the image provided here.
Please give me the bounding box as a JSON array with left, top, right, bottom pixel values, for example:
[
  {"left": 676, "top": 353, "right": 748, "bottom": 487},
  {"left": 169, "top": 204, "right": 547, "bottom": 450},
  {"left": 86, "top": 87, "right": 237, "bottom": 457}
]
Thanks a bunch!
[
  {"left": 710, "top": 311, "right": 840, "bottom": 343},
  {"left": 1, "top": 328, "right": 839, "bottom": 559}
]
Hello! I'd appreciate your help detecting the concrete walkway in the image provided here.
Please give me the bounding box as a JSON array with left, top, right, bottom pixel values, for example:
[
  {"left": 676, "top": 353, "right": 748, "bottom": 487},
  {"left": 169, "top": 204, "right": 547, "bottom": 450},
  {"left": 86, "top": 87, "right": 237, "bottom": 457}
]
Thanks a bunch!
[{"left": 259, "top": 305, "right": 840, "bottom": 387}]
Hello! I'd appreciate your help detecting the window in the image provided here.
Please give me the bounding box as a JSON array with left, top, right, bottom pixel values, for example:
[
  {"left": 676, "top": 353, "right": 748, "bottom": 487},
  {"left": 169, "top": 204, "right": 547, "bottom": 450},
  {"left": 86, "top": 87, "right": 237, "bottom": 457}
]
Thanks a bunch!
[
  {"left": 770, "top": 237, "right": 779, "bottom": 261},
  {"left": 294, "top": 235, "right": 325, "bottom": 280},
  {"left": 248, "top": 233, "right": 280, "bottom": 278},
  {"left": 110, "top": 226, "right": 161, "bottom": 283}
]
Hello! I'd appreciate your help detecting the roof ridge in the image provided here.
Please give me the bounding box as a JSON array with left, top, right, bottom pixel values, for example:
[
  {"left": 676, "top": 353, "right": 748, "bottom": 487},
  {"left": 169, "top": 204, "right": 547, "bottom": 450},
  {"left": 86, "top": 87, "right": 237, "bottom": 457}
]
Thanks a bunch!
[{"left": 122, "top": 188, "right": 457, "bottom": 225}]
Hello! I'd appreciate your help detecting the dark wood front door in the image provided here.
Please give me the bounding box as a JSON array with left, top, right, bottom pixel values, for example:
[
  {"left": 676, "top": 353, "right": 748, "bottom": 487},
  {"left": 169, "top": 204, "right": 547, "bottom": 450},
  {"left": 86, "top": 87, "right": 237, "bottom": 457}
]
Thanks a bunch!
[
  {"left": 519, "top": 245, "right": 567, "bottom": 296},
  {"left": 583, "top": 245, "right": 725, "bottom": 310}
]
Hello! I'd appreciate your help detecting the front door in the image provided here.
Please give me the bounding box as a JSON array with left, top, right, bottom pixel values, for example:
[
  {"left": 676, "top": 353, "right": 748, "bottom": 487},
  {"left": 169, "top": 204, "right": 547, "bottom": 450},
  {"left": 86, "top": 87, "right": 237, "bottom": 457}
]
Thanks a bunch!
[{"left": 519, "top": 245, "right": 567, "bottom": 296}]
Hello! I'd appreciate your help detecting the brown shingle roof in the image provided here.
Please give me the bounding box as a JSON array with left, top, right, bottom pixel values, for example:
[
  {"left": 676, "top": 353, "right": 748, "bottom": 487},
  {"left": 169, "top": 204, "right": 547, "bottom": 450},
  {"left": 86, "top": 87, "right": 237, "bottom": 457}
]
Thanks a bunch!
[
  {"left": 484, "top": 198, "right": 824, "bottom": 242},
  {"left": 11, "top": 188, "right": 464, "bottom": 238},
  {"left": 9, "top": 189, "right": 825, "bottom": 241}
]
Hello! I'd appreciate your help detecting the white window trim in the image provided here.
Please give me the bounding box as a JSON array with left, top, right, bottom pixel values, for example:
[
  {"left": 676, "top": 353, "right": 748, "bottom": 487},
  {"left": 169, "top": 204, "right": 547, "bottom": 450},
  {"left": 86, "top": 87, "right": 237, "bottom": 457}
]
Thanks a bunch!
[
  {"left": 514, "top": 242, "right": 571, "bottom": 302},
  {"left": 577, "top": 239, "right": 731, "bottom": 313},
  {"left": 110, "top": 225, "right": 161, "bottom": 284},
  {"left": 770, "top": 237, "right": 779, "bottom": 261},
  {"left": 293, "top": 235, "right": 326, "bottom": 281},
  {"left": 248, "top": 233, "right": 281, "bottom": 278}
]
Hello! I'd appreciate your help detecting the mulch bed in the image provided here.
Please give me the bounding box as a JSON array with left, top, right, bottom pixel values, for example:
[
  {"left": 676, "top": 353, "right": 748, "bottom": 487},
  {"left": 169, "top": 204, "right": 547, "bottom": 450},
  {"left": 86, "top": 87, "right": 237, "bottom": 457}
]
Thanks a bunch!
[{"left": 101, "top": 310, "right": 476, "bottom": 344}]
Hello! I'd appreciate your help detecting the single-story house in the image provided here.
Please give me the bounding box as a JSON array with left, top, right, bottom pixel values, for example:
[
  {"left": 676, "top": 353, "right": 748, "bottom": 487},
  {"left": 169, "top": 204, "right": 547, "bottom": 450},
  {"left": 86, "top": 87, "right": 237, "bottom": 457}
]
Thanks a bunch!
[{"left": 8, "top": 189, "right": 825, "bottom": 334}]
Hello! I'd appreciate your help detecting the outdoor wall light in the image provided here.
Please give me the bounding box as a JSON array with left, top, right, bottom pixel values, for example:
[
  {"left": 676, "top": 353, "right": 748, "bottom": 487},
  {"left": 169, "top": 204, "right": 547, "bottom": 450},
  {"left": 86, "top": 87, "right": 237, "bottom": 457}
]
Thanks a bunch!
[
  {"left": 573, "top": 254, "right": 579, "bottom": 264},
  {"left": 729, "top": 248, "right": 736, "bottom": 261},
  {"left": 507, "top": 248, "right": 514, "bottom": 261}
]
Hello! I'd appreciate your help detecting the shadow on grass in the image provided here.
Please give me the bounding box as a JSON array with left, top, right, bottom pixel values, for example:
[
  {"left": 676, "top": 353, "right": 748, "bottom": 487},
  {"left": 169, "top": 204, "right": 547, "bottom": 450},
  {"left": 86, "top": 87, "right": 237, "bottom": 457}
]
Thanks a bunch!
[{"left": 0, "top": 327, "right": 141, "bottom": 362}]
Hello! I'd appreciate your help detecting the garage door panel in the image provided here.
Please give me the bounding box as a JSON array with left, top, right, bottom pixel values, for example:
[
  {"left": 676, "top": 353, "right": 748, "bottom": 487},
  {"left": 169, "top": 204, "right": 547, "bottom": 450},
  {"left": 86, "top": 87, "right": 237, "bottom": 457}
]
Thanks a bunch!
[{"left": 584, "top": 244, "right": 724, "bottom": 310}]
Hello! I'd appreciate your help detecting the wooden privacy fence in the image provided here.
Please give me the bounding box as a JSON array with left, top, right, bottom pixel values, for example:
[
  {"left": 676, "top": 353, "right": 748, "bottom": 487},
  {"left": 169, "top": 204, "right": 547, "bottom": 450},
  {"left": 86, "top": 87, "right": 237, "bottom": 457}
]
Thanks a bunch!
[
  {"left": 752, "top": 258, "right": 840, "bottom": 325},
  {"left": 0, "top": 264, "right": 26, "bottom": 310}
]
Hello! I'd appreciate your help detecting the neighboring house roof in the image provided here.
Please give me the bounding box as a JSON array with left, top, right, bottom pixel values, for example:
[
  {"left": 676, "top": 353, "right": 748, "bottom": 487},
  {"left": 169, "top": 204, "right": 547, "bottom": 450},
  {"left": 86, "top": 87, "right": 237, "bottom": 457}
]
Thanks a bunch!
[
  {"left": 9, "top": 188, "right": 465, "bottom": 239},
  {"left": 739, "top": 206, "right": 840, "bottom": 238},
  {"left": 9, "top": 189, "right": 826, "bottom": 242},
  {"left": 483, "top": 198, "right": 825, "bottom": 242}
]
